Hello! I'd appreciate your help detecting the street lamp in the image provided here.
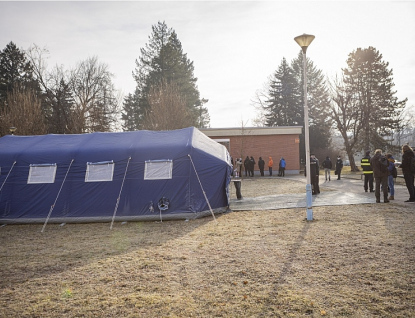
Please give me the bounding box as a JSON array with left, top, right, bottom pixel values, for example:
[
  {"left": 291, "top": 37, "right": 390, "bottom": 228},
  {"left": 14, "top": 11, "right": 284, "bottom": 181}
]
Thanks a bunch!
[
  {"left": 294, "top": 33, "right": 315, "bottom": 221},
  {"left": 9, "top": 127, "right": 16, "bottom": 135}
]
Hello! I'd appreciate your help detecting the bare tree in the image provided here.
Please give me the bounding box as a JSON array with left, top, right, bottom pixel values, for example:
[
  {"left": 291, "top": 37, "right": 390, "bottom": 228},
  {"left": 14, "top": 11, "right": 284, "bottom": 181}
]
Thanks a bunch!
[
  {"left": 0, "top": 84, "right": 46, "bottom": 136},
  {"left": 27, "top": 46, "right": 121, "bottom": 134},
  {"left": 251, "top": 76, "right": 272, "bottom": 127},
  {"left": 393, "top": 105, "right": 415, "bottom": 149},
  {"left": 70, "top": 56, "right": 118, "bottom": 133},
  {"left": 329, "top": 77, "right": 362, "bottom": 171},
  {"left": 142, "top": 79, "right": 193, "bottom": 130},
  {"left": 27, "top": 45, "right": 77, "bottom": 133}
]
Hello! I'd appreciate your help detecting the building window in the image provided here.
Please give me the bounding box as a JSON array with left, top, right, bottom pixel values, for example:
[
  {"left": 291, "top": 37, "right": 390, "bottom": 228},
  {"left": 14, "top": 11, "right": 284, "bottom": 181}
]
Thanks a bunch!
[
  {"left": 144, "top": 160, "right": 173, "bottom": 180},
  {"left": 28, "top": 164, "right": 57, "bottom": 184},
  {"left": 85, "top": 161, "right": 114, "bottom": 182}
]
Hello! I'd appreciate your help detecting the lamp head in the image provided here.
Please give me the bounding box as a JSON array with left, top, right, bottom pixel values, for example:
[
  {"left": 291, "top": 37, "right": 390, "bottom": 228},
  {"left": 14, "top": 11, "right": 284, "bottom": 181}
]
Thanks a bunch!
[{"left": 294, "top": 34, "right": 315, "bottom": 53}]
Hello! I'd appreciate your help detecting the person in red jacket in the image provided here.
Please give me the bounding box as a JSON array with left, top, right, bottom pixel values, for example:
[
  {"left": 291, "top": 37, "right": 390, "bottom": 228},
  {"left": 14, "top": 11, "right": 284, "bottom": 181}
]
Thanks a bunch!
[{"left": 268, "top": 156, "right": 273, "bottom": 176}]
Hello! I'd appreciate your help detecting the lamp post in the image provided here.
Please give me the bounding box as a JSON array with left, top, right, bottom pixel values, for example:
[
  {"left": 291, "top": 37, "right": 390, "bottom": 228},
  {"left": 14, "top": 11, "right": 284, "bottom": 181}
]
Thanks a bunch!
[
  {"left": 294, "top": 33, "right": 315, "bottom": 221},
  {"left": 9, "top": 127, "right": 16, "bottom": 135}
]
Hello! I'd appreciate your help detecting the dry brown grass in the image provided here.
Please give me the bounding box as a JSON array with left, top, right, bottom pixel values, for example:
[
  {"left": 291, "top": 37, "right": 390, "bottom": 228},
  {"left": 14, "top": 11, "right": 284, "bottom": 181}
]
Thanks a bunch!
[{"left": 1, "top": 177, "right": 414, "bottom": 317}]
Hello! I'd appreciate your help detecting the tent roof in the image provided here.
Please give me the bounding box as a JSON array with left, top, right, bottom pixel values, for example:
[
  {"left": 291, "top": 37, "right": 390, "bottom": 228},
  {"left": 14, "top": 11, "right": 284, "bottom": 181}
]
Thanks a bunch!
[{"left": 0, "top": 127, "right": 229, "bottom": 165}]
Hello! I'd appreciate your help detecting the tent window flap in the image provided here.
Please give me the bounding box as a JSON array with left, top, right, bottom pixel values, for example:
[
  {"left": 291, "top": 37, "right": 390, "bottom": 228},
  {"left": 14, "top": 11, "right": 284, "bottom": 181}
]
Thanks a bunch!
[
  {"left": 85, "top": 161, "right": 114, "bottom": 182},
  {"left": 144, "top": 160, "right": 173, "bottom": 180},
  {"left": 28, "top": 164, "right": 57, "bottom": 184}
]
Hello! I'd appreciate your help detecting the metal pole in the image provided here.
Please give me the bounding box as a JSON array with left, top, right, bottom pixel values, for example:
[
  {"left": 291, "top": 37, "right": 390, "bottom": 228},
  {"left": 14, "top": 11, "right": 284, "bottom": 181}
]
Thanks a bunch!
[{"left": 303, "top": 49, "right": 313, "bottom": 220}]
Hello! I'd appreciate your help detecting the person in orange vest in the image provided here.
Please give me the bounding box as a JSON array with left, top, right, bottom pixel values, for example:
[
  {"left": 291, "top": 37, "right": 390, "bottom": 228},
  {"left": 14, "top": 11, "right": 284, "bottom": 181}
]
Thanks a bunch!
[{"left": 268, "top": 156, "right": 274, "bottom": 176}]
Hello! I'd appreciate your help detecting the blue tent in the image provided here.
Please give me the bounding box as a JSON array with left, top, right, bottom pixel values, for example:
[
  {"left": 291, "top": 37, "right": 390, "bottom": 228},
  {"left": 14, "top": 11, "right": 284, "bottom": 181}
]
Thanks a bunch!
[{"left": 0, "top": 127, "right": 232, "bottom": 224}]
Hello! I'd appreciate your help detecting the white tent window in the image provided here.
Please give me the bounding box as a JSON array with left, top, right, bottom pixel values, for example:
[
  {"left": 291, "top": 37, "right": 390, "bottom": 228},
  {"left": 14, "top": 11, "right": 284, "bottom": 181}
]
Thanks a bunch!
[
  {"left": 28, "top": 164, "right": 57, "bottom": 184},
  {"left": 85, "top": 161, "right": 114, "bottom": 182},
  {"left": 144, "top": 160, "right": 173, "bottom": 180}
]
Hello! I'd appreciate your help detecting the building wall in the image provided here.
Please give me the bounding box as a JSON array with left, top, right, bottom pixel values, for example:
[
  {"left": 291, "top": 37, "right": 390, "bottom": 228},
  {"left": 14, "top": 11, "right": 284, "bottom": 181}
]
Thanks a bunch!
[{"left": 200, "top": 127, "right": 301, "bottom": 174}]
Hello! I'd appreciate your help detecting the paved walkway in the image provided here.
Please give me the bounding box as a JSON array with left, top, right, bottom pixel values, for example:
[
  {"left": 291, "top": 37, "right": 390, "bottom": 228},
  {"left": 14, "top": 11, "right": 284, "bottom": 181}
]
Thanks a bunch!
[{"left": 229, "top": 174, "right": 412, "bottom": 211}]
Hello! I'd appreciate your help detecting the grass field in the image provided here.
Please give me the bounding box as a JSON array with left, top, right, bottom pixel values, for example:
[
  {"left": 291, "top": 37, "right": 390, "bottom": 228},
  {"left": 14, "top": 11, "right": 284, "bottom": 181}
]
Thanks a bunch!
[{"left": 0, "top": 177, "right": 414, "bottom": 317}]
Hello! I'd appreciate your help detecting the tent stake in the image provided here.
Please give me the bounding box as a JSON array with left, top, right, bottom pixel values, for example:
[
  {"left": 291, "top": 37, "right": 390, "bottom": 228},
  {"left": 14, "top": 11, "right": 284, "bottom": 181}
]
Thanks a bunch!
[
  {"left": 110, "top": 157, "right": 131, "bottom": 230},
  {"left": 0, "top": 161, "right": 16, "bottom": 192},
  {"left": 41, "top": 159, "right": 74, "bottom": 233},
  {"left": 188, "top": 154, "right": 217, "bottom": 223}
]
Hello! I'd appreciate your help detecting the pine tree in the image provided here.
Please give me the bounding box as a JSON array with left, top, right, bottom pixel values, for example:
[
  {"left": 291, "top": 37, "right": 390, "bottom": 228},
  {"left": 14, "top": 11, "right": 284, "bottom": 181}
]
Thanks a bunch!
[
  {"left": 264, "top": 58, "right": 301, "bottom": 127},
  {"left": 0, "top": 42, "right": 40, "bottom": 112},
  {"left": 261, "top": 53, "right": 331, "bottom": 162},
  {"left": 343, "top": 47, "right": 406, "bottom": 150},
  {"left": 121, "top": 90, "right": 141, "bottom": 131},
  {"left": 124, "top": 21, "right": 208, "bottom": 130},
  {"left": 291, "top": 52, "right": 332, "bottom": 156},
  {"left": 46, "top": 77, "right": 75, "bottom": 134}
]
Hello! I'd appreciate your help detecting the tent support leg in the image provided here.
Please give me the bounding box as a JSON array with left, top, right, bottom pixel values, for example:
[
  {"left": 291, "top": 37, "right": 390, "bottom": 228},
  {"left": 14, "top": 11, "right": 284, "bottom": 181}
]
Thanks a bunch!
[
  {"left": 41, "top": 159, "right": 74, "bottom": 233},
  {"left": 188, "top": 155, "right": 217, "bottom": 223},
  {"left": 110, "top": 157, "right": 131, "bottom": 230},
  {"left": 0, "top": 161, "right": 16, "bottom": 192}
]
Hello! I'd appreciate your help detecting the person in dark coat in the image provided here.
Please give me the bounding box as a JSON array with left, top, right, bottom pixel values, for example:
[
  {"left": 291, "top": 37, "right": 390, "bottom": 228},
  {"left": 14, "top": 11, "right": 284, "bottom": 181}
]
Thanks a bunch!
[
  {"left": 399, "top": 144, "right": 415, "bottom": 202},
  {"left": 249, "top": 156, "right": 256, "bottom": 177},
  {"left": 310, "top": 154, "right": 320, "bottom": 195},
  {"left": 335, "top": 156, "right": 343, "bottom": 180},
  {"left": 370, "top": 149, "right": 389, "bottom": 203},
  {"left": 386, "top": 153, "right": 396, "bottom": 200},
  {"left": 258, "top": 157, "right": 265, "bottom": 176},
  {"left": 361, "top": 150, "right": 374, "bottom": 192},
  {"left": 322, "top": 156, "right": 332, "bottom": 181},
  {"left": 243, "top": 156, "right": 250, "bottom": 177}
]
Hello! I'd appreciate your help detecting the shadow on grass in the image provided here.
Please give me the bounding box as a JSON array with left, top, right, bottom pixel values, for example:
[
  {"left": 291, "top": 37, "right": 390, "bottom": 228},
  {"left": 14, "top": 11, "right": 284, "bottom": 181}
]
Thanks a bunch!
[
  {"left": 275, "top": 220, "right": 310, "bottom": 288},
  {"left": 0, "top": 213, "right": 223, "bottom": 287}
]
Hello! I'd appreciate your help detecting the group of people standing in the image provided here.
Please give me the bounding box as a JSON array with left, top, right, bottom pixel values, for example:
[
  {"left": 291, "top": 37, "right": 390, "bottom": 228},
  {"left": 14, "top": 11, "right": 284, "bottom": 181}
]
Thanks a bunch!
[
  {"left": 307, "top": 155, "right": 344, "bottom": 195},
  {"left": 362, "top": 145, "right": 414, "bottom": 203},
  {"left": 310, "top": 146, "right": 414, "bottom": 202},
  {"left": 232, "top": 145, "right": 415, "bottom": 203},
  {"left": 243, "top": 156, "right": 256, "bottom": 177},
  {"left": 321, "top": 156, "right": 344, "bottom": 181},
  {"left": 232, "top": 156, "right": 287, "bottom": 177}
]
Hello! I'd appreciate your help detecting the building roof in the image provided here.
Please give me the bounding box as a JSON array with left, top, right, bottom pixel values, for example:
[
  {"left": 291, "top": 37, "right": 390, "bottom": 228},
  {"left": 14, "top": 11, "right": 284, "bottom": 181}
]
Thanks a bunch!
[{"left": 200, "top": 126, "right": 302, "bottom": 137}]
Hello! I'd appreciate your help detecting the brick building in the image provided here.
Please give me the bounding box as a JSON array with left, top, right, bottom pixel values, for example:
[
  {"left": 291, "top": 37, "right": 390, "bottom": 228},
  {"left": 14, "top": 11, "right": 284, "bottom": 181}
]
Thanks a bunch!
[{"left": 200, "top": 126, "right": 302, "bottom": 175}]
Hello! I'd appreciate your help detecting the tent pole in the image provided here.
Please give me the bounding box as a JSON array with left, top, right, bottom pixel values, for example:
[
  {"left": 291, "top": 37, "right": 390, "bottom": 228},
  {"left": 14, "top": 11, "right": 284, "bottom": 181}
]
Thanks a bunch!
[
  {"left": 41, "top": 159, "right": 74, "bottom": 233},
  {"left": 0, "top": 161, "right": 16, "bottom": 192},
  {"left": 188, "top": 154, "right": 217, "bottom": 223},
  {"left": 110, "top": 157, "right": 131, "bottom": 230}
]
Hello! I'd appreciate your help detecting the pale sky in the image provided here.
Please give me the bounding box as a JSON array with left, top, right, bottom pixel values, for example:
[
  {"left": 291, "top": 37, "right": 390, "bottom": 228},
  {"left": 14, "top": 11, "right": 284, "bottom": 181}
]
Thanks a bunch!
[{"left": 1, "top": 1, "right": 414, "bottom": 128}]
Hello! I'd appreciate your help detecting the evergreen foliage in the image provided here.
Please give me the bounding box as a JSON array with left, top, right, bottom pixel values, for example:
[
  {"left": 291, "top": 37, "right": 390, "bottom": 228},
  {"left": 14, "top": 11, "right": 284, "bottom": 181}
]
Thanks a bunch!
[
  {"left": 121, "top": 90, "right": 141, "bottom": 132},
  {"left": 292, "top": 52, "right": 332, "bottom": 157},
  {"left": 123, "top": 21, "right": 209, "bottom": 131},
  {"left": 262, "top": 53, "right": 331, "bottom": 162},
  {"left": 0, "top": 42, "right": 40, "bottom": 112},
  {"left": 342, "top": 47, "right": 407, "bottom": 150},
  {"left": 264, "top": 58, "right": 301, "bottom": 127}
]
